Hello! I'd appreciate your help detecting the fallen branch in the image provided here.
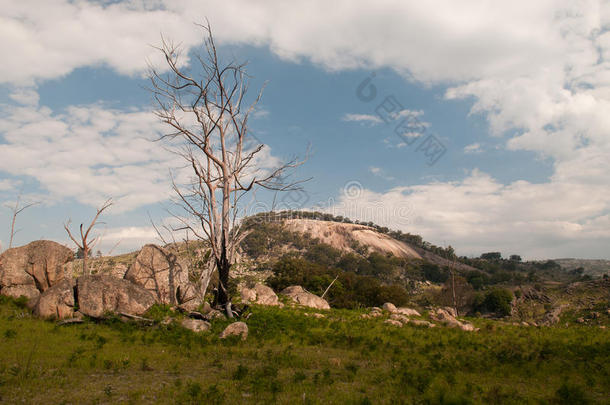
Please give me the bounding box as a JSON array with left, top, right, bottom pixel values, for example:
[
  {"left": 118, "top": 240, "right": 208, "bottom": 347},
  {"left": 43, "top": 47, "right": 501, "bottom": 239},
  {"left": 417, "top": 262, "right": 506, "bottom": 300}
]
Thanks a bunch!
[{"left": 118, "top": 312, "right": 154, "bottom": 323}]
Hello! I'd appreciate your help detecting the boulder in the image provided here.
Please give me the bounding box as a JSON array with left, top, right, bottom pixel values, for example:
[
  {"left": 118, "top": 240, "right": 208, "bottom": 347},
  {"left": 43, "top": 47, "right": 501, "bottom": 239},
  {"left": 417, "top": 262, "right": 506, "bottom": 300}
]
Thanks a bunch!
[
  {"left": 384, "top": 319, "right": 403, "bottom": 327},
  {"left": 76, "top": 275, "right": 155, "bottom": 318},
  {"left": 280, "top": 286, "right": 330, "bottom": 310},
  {"left": 34, "top": 278, "right": 76, "bottom": 319},
  {"left": 382, "top": 302, "right": 397, "bottom": 313},
  {"left": 219, "top": 322, "right": 248, "bottom": 340},
  {"left": 396, "top": 307, "right": 421, "bottom": 317},
  {"left": 240, "top": 283, "right": 279, "bottom": 306},
  {"left": 124, "top": 244, "right": 200, "bottom": 308},
  {"left": 429, "top": 308, "right": 476, "bottom": 332},
  {"left": 390, "top": 313, "right": 410, "bottom": 324},
  {"left": 0, "top": 240, "right": 73, "bottom": 302},
  {"left": 181, "top": 318, "right": 211, "bottom": 333}
]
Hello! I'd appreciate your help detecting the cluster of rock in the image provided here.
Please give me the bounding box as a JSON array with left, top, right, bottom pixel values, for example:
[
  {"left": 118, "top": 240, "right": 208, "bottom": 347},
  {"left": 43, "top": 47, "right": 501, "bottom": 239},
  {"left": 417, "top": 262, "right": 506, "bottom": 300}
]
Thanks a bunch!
[
  {"left": 240, "top": 283, "right": 330, "bottom": 310},
  {"left": 0, "top": 240, "right": 202, "bottom": 320},
  {"left": 428, "top": 307, "right": 477, "bottom": 331},
  {"left": 362, "top": 302, "right": 477, "bottom": 331}
]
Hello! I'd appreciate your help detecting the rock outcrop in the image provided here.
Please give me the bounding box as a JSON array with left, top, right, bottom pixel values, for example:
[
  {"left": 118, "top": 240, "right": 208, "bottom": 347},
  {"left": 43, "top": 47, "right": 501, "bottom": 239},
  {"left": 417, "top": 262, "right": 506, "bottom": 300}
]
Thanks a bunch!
[
  {"left": 0, "top": 240, "right": 73, "bottom": 302},
  {"left": 124, "top": 244, "right": 199, "bottom": 307},
  {"left": 240, "top": 283, "right": 280, "bottom": 306},
  {"left": 77, "top": 275, "right": 156, "bottom": 318},
  {"left": 219, "top": 322, "right": 249, "bottom": 340},
  {"left": 280, "top": 285, "right": 330, "bottom": 310},
  {"left": 382, "top": 302, "right": 421, "bottom": 317},
  {"left": 429, "top": 308, "right": 476, "bottom": 331},
  {"left": 181, "top": 318, "right": 211, "bottom": 333},
  {"left": 34, "top": 278, "right": 76, "bottom": 319}
]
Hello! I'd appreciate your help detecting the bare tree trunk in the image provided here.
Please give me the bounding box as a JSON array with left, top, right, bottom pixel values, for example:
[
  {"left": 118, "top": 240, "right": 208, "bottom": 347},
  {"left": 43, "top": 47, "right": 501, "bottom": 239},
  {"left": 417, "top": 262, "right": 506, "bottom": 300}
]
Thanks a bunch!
[
  {"left": 149, "top": 24, "right": 306, "bottom": 317},
  {"left": 451, "top": 268, "right": 458, "bottom": 317},
  {"left": 83, "top": 246, "right": 89, "bottom": 276}
]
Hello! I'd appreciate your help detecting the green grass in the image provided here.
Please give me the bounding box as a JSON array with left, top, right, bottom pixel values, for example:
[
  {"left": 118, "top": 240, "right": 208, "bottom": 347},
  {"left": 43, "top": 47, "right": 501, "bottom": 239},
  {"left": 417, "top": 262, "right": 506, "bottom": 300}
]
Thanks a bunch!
[{"left": 0, "top": 296, "right": 608, "bottom": 404}]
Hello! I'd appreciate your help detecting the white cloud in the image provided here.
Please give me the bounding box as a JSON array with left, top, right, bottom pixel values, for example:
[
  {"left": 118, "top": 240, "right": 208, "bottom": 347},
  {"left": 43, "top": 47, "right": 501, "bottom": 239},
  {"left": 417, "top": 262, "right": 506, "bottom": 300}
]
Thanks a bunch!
[
  {"left": 0, "top": 179, "right": 18, "bottom": 191},
  {"left": 9, "top": 88, "right": 39, "bottom": 106},
  {"left": 0, "top": 100, "right": 175, "bottom": 211},
  {"left": 0, "top": 93, "right": 287, "bottom": 213},
  {"left": 95, "top": 225, "right": 159, "bottom": 254},
  {"left": 463, "top": 143, "right": 482, "bottom": 154},
  {"left": 342, "top": 113, "right": 383, "bottom": 125},
  {"left": 328, "top": 169, "right": 610, "bottom": 259}
]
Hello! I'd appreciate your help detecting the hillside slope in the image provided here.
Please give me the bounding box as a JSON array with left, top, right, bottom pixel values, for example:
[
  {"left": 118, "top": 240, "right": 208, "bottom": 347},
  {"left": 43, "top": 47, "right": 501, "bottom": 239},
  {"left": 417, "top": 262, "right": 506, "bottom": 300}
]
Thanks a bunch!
[
  {"left": 554, "top": 258, "right": 610, "bottom": 277},
  {"left": 283, "top": 219, "right": 422, "bottom": 259},
  {"left": 281, "top": 218, "right": 475, "bottom": 272}
]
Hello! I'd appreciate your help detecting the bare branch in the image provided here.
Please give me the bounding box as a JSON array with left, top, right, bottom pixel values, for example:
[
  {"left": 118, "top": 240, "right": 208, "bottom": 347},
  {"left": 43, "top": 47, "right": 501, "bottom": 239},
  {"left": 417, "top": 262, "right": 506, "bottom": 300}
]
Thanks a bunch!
[{"left": 64, "top": 199, "right": 113, "bottom": 275}]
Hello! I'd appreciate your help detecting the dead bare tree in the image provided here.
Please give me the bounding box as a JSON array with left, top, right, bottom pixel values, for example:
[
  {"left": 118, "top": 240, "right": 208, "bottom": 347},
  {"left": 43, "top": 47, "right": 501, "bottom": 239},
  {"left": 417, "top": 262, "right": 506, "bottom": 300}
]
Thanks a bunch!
[
  {"left": 148, "top": 24, "right": 306, "bottom": 317},
  {"left": 64, "top": 199, "right": 113, "bottom": 275},
  {"left": 7, "top": 194, "right": 39, "bottom": 249}
]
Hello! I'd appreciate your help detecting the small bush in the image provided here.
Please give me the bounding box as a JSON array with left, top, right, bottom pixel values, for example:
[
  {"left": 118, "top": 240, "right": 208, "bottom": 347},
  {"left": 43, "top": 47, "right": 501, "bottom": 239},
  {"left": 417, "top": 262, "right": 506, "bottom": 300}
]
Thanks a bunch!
[{"left": 478, "top": 288, "right": 513, "bottom": 316}]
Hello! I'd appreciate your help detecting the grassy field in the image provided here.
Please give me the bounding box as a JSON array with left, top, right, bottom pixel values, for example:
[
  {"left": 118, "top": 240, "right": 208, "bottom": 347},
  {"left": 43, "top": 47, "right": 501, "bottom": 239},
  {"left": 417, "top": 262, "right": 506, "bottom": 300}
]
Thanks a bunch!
[{"left": 0, "top": 296, "right": 608, "bottom": 404}]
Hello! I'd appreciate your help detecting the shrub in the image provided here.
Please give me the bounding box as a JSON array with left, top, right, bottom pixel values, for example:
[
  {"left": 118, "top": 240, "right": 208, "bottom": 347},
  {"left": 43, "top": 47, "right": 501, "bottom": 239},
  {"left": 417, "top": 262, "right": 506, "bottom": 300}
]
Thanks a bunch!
[{"left": 481, "top": 288, "right": 513, "bottom": 316}]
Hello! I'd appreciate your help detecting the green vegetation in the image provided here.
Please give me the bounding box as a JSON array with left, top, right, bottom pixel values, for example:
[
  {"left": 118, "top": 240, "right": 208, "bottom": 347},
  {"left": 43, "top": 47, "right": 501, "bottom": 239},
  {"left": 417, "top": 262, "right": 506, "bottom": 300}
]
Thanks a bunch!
[
  {"left": 0, "top": 296, "right": 609, "bottom": 404},
  {"left": 267, "top": 256, "right": 410, "bottom": 308},
  {"left": 473, "top": 288, "right": 514, "bottom": 317}
]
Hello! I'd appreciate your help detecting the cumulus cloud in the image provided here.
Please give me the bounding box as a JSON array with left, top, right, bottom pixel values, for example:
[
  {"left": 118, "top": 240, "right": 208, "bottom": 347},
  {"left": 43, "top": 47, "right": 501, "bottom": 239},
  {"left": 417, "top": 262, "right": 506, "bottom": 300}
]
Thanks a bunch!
[
  {"left": 0, "top": 100, "right": 174, "bottom": 211},
  {"left": 0, "top": 98, "right": 284, "bottom": 212},
  {"left": 327, "top": 169, "right": 610, "bottom": 259}
]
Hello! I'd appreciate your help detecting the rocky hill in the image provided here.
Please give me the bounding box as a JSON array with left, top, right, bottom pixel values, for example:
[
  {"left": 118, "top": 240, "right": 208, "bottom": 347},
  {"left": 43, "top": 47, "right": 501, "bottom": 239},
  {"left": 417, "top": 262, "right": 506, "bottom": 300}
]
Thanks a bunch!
[
  {"left": 283, "top": 219, "right": 422, "bottom": 259},
  {"left": 553, "top": 258, "right": 610, "bottom": 277}
]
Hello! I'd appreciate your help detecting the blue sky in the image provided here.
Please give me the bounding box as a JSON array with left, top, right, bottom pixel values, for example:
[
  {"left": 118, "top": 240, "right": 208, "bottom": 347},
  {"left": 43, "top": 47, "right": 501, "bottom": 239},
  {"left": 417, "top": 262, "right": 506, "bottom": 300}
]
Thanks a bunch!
[{"left": 1, "top": 1, "right": 609, "bottom": 259}]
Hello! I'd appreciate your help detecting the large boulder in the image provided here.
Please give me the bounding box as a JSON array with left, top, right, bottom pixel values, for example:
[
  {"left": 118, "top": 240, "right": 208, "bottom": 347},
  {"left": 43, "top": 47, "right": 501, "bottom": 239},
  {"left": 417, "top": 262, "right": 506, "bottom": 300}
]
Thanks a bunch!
[
  {"left": 429, "top": 308, "right": 476, "bottom": 332},
  {"left": 280, "top": 286, "right": 330, "bottom": 310},
  {"left": 124, "top": 244, "right": 198, "bottom": 307},
  {"left": 219, "top": 322, "right": 248, "bottom": 340},
  {"left": 240, "top": 283, "right": 280, "bottom": 306},
  {"left": 34, "top": 278, "right": 76, "bottom": 319},
  {"left": 77, "top": 275, "right": 155, "bottom": 318},
  {"left": 0, "top": 240, "right": 73, "bottom": 302}
]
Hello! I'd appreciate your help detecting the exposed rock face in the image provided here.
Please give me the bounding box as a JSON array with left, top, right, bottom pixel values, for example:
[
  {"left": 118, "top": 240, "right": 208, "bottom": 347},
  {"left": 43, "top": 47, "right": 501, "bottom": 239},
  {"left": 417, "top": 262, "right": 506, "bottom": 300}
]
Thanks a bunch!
[
  {"left": 219, "top": 322, "right": 248, "bottom": 340},
  {"left": 280, "top": 286, "right": 330, "bottom": 310},
  {"left": 124, "top": 244, "right": 198, "bottom": 307},
  {"left": 429, "top": 308, "right": 476, "bottom": 332},
  {"left": 240, "top": 283, "right": 279, "bottom": 306},
  {"left": 77, "top": 275, "right": 156, "bottom": 318},
  {"left": 181, "top": 318, "right": 211, "bottom": 333},
  {"left": 382, "top": 303, "right": 421, "bottom": 317},
  {"left": 0, "top": 240, "right": 74, "bottom": 302},
  {"left": 34, "top": 278, "right": 76, "bottom": 319},
  {"left": 540, "top": 305, "right": 565, "bottom": 326}
]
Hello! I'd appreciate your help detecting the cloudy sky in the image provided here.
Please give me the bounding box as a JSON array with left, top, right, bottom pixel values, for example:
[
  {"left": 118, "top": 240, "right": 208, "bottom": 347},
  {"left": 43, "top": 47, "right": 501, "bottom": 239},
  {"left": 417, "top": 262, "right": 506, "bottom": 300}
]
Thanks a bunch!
[{"left": 1, "top": 0, "right": 609, "bottom": 259}]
